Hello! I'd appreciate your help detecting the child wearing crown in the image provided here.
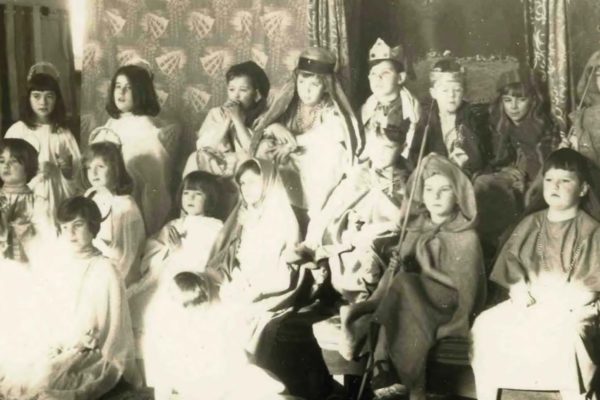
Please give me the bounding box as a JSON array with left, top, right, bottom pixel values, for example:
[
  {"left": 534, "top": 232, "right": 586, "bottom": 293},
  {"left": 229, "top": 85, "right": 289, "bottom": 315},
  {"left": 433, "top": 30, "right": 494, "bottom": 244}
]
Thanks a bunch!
[
  {"left": 362, "top": 38, "right": 421, "bottom": 159},
  {"left": 409, "top": 59, "right": 491, "bottom": 176}
]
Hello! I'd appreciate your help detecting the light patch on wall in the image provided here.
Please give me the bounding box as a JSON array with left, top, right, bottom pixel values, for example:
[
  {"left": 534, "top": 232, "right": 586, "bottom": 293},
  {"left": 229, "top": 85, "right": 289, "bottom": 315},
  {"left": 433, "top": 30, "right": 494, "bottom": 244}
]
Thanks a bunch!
[{"left": 69, "top": 0, "right": 85, "bottom": 70}]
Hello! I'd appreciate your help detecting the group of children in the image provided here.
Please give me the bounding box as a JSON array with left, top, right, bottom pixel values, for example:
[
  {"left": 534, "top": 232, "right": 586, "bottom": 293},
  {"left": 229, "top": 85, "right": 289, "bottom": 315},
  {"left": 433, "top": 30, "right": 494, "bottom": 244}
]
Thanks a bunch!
[{"left": 0, "top": 39, "right": 599, "bottom": 400}]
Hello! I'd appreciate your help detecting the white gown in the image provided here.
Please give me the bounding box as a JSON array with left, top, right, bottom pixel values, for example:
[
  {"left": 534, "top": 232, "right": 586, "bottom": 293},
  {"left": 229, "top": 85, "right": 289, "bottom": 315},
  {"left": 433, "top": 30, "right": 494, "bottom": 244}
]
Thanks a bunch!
[{"left": 103, "top": 114, "right": 172, "bottom": 235}]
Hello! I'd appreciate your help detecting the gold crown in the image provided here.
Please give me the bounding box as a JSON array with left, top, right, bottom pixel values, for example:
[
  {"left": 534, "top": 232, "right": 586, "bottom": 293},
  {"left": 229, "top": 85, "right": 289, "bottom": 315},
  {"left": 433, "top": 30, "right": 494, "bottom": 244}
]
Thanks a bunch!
[{"left": 369, "top": 38, "right": 404, "bottom": 64}]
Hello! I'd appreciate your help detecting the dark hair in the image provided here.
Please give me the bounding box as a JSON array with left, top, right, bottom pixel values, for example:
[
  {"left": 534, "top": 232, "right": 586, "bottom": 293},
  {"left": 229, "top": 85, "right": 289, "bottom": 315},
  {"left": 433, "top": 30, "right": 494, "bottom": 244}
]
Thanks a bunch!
[
  {"left": 56, "top": 196, "right": 102, "bottom": 237},
  {"left": 105, "top": 65, "right": 160, "bottom": 118},
  {"left": 83, "top": 142, "right": 133, "bottom": 195},
  {"left": 234, "top": 159, "right": 261, "bottom": 185},
  {"left": 173, "top": 271, "right": 217, "bottom": 307},
  {"left": 21, "top": 73, "right": 68, "bottom": 131},
  {"left": 368, "top": 59, "right": 404, "bottom": 73},
  {"left": 226, "top": 61, "right": 270, "bottom": 126},
  {"left": 178, "top": 171, "right": 219, "bottom": 217},
  {"left": 542, "top": 148, "right": 591, "bottom": 185},
  {"left": 0, "top": 139, "right": 39, "bottom": 182},
  {"left": 490, "top": 81, "right": 550, "bottom": 134}
]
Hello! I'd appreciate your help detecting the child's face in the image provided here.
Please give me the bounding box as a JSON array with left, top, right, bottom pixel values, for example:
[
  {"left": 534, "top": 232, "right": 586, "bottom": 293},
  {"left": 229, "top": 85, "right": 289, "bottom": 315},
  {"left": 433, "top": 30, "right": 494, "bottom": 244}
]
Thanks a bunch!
[
  {"left": 0, "top": 149, "right": 27, "bottom": 186},
  {"left": 368, "top": 61, "right": 400, "bottom": 99},
  {"left": 297, "top": 73, "right": 325, "bottom": 106},
  {"left": 423, "top": 173, "right": 456, "bottom": 222},
  {"left": 29, "top": 90, "right": 56, "bottom": 122},
  {"left": 227, "top": 76, "right": 258, "bottom": 109},
  {"left": 430, "top": 80, "right": 464, "bottom": 114},
  {"left": 239, "top": 169, "right": 263, "bottom": 207},
  {"left": 59, "top": 217, "right": 94, "bottom": 252},
  {"left": 502, "top": 94, "right": 531, "bottom": 124},
  {"left": 113, "top": 74, "right": 134, "bottom": 113},
  {"left": 365, "top": 132, "right": 400, "bottom": 170},
  {"left": 543, "top": 168, "right": 588, "bottom": 211},
  {"left": 181, "top": 188, "right": 206, "bottom": 216},
  {"left": 86, "top": 157, "right": 115, "bottom": 190}
]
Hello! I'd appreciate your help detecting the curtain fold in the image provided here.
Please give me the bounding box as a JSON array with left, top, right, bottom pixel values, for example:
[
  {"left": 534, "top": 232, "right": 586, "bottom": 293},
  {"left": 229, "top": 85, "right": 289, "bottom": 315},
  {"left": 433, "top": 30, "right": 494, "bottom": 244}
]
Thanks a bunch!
[
  {"left": 526, "top": 0, "right": 571, "bottom": 134},
  {"left": 307, "top": 0, "right": 355, "bottom": 99},
  {"left": 1, "top": 2, "right": 76, "bottom": 134}
]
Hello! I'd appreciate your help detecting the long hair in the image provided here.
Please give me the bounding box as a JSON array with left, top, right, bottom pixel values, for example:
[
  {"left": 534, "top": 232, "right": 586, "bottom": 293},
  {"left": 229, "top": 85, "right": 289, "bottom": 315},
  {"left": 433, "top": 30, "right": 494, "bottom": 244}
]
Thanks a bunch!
[
  {"left": 489, "top": 82, "right": 551, "bottom": 135},
  {"left": 21, "top": 73, "right": 68, "bottom": 132},
  {"left": 83, "top": 142, "right": 133, "bottom": 195},
  {"left": 105, "top": 65, "right": 160, "bottom": 118}
]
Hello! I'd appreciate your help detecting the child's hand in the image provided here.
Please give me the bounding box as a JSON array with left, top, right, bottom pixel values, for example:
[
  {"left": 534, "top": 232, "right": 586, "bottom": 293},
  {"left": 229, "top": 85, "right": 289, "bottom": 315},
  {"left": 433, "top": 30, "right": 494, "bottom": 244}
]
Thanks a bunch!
[
  {"left": 273, "top": 142, "right": 297, "bottom": 164},
  {"left": 449, "top": 147, "right": 469, "bottom": 168},
  {"left": 56, "top": 153, "right": 73, "bottom": 179},
  {"left": 264, "top": 123, "right": 297, "bottom": 146},
  {"left": 223, "top": 100, "right": 245, "bottom": 123},
  {"left": 167, "top": 225, "right": 182, "bottom": 250}
]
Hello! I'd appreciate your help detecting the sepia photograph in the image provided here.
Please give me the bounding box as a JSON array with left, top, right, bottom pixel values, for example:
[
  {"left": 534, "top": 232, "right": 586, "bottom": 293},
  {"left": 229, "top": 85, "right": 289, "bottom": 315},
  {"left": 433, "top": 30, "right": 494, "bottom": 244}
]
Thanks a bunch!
[{"left": 1, "top": 0, "right": 600, "bottom": 399}]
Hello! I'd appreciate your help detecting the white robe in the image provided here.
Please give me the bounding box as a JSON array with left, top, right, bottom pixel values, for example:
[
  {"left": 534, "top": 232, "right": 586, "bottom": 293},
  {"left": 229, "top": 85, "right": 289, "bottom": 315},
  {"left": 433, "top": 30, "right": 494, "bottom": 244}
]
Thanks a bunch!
[{"left": 103, "top": 115, "right": 172, "bottom": 235}]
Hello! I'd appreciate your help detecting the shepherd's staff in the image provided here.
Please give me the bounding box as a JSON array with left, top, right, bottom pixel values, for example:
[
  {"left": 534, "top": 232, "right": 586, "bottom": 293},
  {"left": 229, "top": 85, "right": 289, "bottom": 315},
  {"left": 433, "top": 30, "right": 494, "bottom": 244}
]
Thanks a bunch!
[
  {"left": 565, "top": 64, "right": 598, "bottom": 143},
  {"left": 356, "top": 100, "right": 435, "bottom": 400}
]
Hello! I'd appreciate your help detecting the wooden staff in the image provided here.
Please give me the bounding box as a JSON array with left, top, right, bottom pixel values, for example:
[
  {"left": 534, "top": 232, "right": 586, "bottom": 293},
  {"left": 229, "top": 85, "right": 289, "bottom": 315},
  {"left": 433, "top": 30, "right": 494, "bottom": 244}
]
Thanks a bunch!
[
  {"left": 356, "top": 101, "right": 435, "bottom": 400},
  {"left": 566, "top": 64, "right": 598, "bottom": 141}
]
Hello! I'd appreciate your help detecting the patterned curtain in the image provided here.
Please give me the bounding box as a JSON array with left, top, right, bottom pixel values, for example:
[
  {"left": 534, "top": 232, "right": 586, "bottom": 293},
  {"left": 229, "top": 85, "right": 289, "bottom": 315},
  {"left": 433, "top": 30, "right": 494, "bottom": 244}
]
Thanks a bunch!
[
  {"left": 81, "top": 0, "right": 310, "bottom": 169},
  {"left": 0, "top": 1, "right": 76, "bottom": 135},
  {"left": 525, "top": 0, "right": 571, "bottom": 134},
  {"left": 307, "top": 0, "right": 355, "bottom": 99}
]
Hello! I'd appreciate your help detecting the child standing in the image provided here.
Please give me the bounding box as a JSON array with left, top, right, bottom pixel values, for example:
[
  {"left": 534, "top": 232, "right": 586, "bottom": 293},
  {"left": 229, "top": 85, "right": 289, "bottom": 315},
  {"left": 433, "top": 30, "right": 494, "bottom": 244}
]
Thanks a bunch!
[
  {"left": 252, "top": 47, "right": 361, "bottom": 228},
  {"left": 102, "top": 63, "right": 172, "bottom": 235},
  {"left": 409, "top": 59, "right": 490, "bottom": 175},
  {"left": 5, "top": 63, "right": 82, "bottom": 225},
  {"left": 182, "top": 61, "right": 270, "bottom": 177},
  {"left": 83, "top": 141, "right": 145, "bottom": 286},
  {"left": 471, "top": 149, "right": 600, "bottom": 400},
  {"left": 0, "top": 139, "right": 38, "bottom": 262},
  {"left": 362, "top": 38, "right": 420, "bottom": 159}
]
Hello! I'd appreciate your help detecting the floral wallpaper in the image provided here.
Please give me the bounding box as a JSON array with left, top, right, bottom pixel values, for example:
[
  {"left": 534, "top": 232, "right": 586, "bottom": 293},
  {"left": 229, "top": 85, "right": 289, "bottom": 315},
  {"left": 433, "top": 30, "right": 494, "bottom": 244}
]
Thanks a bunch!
[{"left": 81, "top": 0, "right": 311, "bottom": 168}]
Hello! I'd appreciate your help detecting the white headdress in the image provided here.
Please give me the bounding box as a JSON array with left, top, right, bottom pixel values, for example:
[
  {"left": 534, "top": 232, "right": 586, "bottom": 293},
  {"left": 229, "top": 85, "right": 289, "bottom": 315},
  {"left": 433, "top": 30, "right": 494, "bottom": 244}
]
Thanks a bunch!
[
  {"left": 27, "top": 62, "right": 60, "bottom": 82},
  {"left": 88, "top": 126, "right": 122, "bottom": 148}
]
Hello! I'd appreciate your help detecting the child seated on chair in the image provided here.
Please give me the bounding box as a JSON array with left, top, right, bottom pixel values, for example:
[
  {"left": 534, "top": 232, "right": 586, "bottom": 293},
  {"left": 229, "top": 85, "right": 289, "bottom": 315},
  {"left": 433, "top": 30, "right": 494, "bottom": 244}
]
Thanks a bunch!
[
  {"left": 471, "top": 148, "right": 600, "bottom": 400},
  {"left": 143, "top": 271, "right": 288, "bottom": 400},
  {"left": 182, "top": 61, "right": 270, "bottom": 178},
  {"left": 337, "top": 153, "right": 486, "bottom": 400},
  {"left": 362, "top": 38, "right": 420, "bottom": 160},
  {"left": 409, "top": 58, "right": 490, "bottom": 176}
]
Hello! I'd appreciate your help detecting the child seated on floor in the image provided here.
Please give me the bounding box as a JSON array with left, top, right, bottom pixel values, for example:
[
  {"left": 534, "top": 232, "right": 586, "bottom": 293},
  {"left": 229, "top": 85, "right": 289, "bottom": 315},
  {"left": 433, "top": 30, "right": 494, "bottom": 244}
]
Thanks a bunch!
[
  {"left": 471, "top": 148, "right": 600, "bottom": 400},
  {"left": 142, "top": 271, "right": 288, "bottom": 400}
]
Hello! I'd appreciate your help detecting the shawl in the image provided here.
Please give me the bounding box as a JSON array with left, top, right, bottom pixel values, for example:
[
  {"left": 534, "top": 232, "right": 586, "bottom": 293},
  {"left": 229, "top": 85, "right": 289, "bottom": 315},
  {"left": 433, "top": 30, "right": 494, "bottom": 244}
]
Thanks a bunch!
[
  {"left": 409, "top": 101, "right": 491, "bottom": 175},
  {"left": 251, "top": 70, "right": 362, "bottom": 162},
  {"left": 361, "top": 87, "right": 421, "bottom": 159}
]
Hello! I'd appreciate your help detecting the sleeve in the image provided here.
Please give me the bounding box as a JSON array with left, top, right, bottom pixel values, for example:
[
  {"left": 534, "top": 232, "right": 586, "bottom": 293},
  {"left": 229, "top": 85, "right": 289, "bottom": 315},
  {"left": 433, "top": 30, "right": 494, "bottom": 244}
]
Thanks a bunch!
[
  {"left": 126, "top": 222, "right": 172, "bottom": 298},
  {"left": 196, "top": 107, "right": 231, "bottom": 149},
  {"left": 489, "top": 217, "right": 532, "bottom": 288},
  {"left": 110, "top": 198, "right": 146, "bottom": 286}
]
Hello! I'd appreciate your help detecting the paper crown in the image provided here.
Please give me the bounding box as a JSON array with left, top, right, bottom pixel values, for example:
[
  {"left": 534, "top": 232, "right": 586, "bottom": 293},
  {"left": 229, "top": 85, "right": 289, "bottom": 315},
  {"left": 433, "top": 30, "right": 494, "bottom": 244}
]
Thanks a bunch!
[
  {"left": 27, "top": 62, "right": 60, "bottom": 82},
  {"left": 429, "top": 58, "right": 466, "bottom": 85},
  {"left": 369, "top": 38, "right": 405, "bottom": 66},
  {"left": 88, "top": 126, "right": 122, "bottom": 147}
]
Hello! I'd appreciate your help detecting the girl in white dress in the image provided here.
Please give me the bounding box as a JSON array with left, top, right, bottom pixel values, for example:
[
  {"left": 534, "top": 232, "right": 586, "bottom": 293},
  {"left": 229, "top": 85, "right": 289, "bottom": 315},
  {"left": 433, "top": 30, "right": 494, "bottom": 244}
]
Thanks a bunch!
[
  {"left": 83, "top": 141, "right": 146, "bottom": 286},
  {"left": 127, "top": 171, "right": 224, "bottom": 374},
  {"left": 5, "top": 64, "right": 82, "bottom": 227},
  {"left": 102, "top": 64, "right": 172, "bottom": 235}
]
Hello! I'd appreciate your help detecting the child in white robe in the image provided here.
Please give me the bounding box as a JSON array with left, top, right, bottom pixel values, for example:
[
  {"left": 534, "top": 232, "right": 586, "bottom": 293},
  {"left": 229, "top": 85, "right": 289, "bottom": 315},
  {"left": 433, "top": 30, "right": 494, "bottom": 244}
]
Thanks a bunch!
[
  {"left": 101, "top": 63, "right": 172, "bottom": 235},
  {"left": 83, "top": 141, "right": 146, "bottom": 286}
]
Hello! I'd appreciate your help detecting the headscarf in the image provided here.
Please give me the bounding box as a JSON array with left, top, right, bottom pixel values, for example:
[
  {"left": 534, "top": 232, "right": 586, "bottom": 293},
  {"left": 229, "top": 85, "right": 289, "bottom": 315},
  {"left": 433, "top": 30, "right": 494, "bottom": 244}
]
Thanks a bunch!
[
  {"left": 577, "top": 50, "right": 600, "bottom": 107},
  {"left": 251, "top": 47, "right": 362, "bottom": 161},
  {"left": 206, "top": 158, "right": 300, "bottom": 281}
]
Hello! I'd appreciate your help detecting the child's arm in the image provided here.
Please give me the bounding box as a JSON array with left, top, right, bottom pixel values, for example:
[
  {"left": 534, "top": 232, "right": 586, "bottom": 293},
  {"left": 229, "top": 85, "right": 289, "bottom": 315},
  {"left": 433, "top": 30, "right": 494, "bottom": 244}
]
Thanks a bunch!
[{"left": 223, "top": 101, "right": 253, "bottom": 154}]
